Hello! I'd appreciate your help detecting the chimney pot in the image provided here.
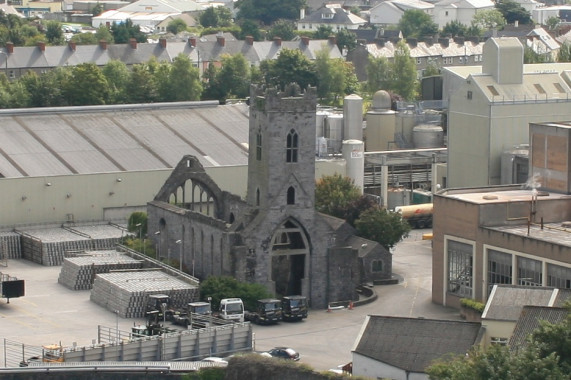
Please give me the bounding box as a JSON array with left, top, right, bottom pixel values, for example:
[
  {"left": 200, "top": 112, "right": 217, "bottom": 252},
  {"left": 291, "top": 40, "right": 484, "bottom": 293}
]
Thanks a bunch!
[
  {"left": 129, "top": 38, "right": 137, "bottom": 49},
  {"left": 37, "top": 41, "right": 46, "bottom": 51},
  {"left": 68, "top": 41, "right": 76, "bottom": 51},
  {"left": 217, "top": 35, "right": 225, "bottom": 46},
  {"left": 189, "top": 37, "right": 197, "bottom": 47},
  {"left": 274, "top": 37, "right": 282, "bottom": 46},
  {"left": 328, "top": 35, "right": 337, "bottom": 45},
  {"left": 159, "top": 38, "right": 167, "bottom": 48},
  {"left": 246, "top": 35, "right": 254, "bottom": 45},
  {"left": 301, "top": 36, "right": 309, "bottom": 46},
  {"left": 99, "top": 39, "right": 107, "bottom": 50},
  {"left": 6, "top": 42, "right": 14, "bottom": 54}
]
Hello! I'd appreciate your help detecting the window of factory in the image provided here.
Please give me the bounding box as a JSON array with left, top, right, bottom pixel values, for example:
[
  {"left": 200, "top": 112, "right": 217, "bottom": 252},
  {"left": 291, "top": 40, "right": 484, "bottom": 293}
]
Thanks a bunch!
[
  {"left": 487, "top": 249, "right": 512, "bottom": 295},
  {"left": 547, "top": 263, "right": 571, "bottom": 289},
  {"left": 517, "top": 256, "right": 542, "bottom": 286},
  {"left": 447, "top": 239, "right": 473, "bottom": 297}
]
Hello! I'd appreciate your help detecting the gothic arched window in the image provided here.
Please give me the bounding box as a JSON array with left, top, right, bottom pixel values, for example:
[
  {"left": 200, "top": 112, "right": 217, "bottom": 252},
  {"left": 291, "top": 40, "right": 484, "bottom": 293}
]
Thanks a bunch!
[
  {"left": 287, "top": 186, "right": 295, "bottom": 205},
  {"left": 286, "top": 129, "right": 298, "bottom": 163}
]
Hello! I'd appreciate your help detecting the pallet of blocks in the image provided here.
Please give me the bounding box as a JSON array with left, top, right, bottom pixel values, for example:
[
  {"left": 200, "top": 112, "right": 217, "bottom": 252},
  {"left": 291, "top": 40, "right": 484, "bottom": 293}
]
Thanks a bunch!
[
  {"left": 90, "top": 270, "right": 199, "bottom": 318},
  {"left": 58, "top": 251, "right": 144, "bottom": 290},
  {"left": 0, "top": 232, "right": 22, "bottom": 260}
]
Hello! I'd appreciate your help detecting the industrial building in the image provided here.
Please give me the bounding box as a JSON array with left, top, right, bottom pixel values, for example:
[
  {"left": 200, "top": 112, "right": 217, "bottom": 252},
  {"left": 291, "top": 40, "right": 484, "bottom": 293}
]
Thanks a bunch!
[
  {"left": 444, "top": 37, "right": 571, "bottom": 188},
  {"left": 432, "top": 121, "right": 571, "bottom": 309}
]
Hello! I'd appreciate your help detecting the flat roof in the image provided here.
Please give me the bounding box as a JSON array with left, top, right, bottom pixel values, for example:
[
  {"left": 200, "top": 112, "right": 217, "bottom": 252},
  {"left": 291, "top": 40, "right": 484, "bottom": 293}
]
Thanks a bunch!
[
  {"left": 440, "top": 187, "right": 571, "bottom": 204},
  {"left": 485, "top": 222, "right": 571, "bottom": 248}
]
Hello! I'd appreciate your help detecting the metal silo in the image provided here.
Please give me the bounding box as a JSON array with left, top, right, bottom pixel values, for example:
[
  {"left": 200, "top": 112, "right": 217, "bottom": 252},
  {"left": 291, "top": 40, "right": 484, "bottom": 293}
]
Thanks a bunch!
[
  {"left": 325, "top": 114, "right": 344, "bottom": 154},
  {"left": 412, "top": 124, "right": 444, "bottom": 148},
  {"left": 342, "top": 139, "right": 364, "bottom": 194}
]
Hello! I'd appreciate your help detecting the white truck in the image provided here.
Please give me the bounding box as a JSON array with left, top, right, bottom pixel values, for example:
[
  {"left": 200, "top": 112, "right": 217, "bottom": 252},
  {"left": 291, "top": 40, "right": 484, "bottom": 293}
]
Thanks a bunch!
[{"left": 216, "top": 298, "right": 244, "bottom": 322}]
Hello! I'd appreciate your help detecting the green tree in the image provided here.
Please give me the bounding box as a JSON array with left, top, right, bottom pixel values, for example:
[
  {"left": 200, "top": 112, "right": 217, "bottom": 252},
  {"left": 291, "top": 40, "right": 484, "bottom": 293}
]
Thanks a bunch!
[
  {"left": 259, "top": 48, "right": 317, "bottom": 90},
  {"left": 545, "top": 16, "right": 560, "bottom": 31},
  {"left": 165, "top": 54, "right": 202, "bottom": 101},
  {"left": 496, "top": 0, "right": 532, "bottom": 25},
  {"left": 167, "top": 18, "right": 187, "bottom": 35},
  {"left": 199, "top": 7, "right": 220, "bottom": 28},
  {"left": 235, "top": 0, "right": 305, "bottom": 25},
  {"left": 199, "top": 276, "right": 273, "bottom": 311},
  {"left": 70, "top": 32, "right": 98, "bottom": 45},
  {"left": 20, "top": 67, "right": 70, "bottom": 107},
  {"left": 45, "top": 21, "right": 64, "bottom": 45},
  {"left": 102, "top": 60, "right": 130, "bottom": 103},
  {"left": 112, "top": 19, "right": 146, "bottom": 44},
  {"left": 266, "top": 19, "right": 296, "bottom": 41},
  {"left": 558, "top": 42, "right": 571, "bottom": 62},
  {"left": 126, "top": 63, "right": 158, "bottom": 103},
  {"left": 335, "top": 28, "right": 357, "bottom": 53},
  {"left": 91, "top": 3, "right": 104, "bottom": 17},
  {"left": 313, "top": 25, "right": 334, "bottom": 40},
  {"left": 218, "top": 53, "right": 251, "bottom": 99},
  {"left": 315, "top": 174, "right": 362, "bottom": 219},
  {"left": 366, "top": 55, "right": 392, "bottom": 94},
  {"left": 238, "top": 19, "right": 264, "bottom": 40},
  {"left": 442, "top": 20, "right": 467, "bottom": 37},
  {"left": 398, "top": 9, "right": 438, "bottom": 38},
  {"left": 392, "top": 41, "right": 418, "bottom": 100},
  {"left": 95, "top": 25, "right": 114, "bottom": 44},
  {"left": 128, "top": 212, "right": 148, "bottom": 237},
  {"left": 355, "top": 208, "right": 410, "bottom": 250},
  {"left": 315, "top": 49, "right": 358, "bottom": 103},
  {"left": 524, "top": 46, "right": 552, "bottom": 64},
  {"left": 472, "top": 9, "right": 506, "bottom": 30},
  {"left": 64, "top": 63, "right": 110, "bottom": 105}
]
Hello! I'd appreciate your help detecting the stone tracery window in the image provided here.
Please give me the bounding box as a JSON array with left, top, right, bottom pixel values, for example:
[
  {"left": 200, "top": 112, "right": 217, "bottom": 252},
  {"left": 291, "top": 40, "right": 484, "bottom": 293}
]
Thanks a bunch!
[{"left": 286, "top": 129, "right": 298, "bottom": 163}]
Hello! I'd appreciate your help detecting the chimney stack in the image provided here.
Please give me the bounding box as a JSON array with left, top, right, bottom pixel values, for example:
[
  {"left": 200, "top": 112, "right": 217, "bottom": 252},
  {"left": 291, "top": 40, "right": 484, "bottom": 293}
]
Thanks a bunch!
[
  {"left": 246, "top": 35, "right": 254, "bottom": 45},
  {"left": 189, "top": 37, "right": 197, "bottom": 47},
  {"left": 273, "top": 37, "right": 282, "bottom": 46},
  {"left": 37, "top": 41, "right": 46, "bottom": 52},
  {"left": 6, "top": 42, "right": 14, "bottom": 54},
  {"left": 217, "top": 35, "right": 225, "bottom": 46},
  {"left": 99, "top": 40, "right": 107, "bottom": 50},
  {"left": 328, "top": 35, "right": 337, "bottom": 45},
  {"left": 68, "top": 41, "right": 76, "bottom": 51},
  {"left": 129, "top": 38, "right": 137, "bottom": 49},
  {"left": 301, "top": 36, "right": 309, "bottom": 46},
  {"left": 159, "top": 38, "right": 167, "bottom": 48}
]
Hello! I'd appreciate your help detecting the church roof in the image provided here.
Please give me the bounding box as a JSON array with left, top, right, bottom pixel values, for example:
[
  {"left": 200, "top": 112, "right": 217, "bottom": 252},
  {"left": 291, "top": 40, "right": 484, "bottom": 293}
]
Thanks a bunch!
[{"left": 0, "top": 101, "right": 250, "bottom": 179}]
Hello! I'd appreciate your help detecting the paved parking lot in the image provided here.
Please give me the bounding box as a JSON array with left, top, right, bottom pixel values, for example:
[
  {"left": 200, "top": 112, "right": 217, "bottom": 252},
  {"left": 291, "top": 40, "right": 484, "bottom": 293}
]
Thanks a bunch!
[{"left": 0, "top": 229, "right": 460, "bottom": 371}]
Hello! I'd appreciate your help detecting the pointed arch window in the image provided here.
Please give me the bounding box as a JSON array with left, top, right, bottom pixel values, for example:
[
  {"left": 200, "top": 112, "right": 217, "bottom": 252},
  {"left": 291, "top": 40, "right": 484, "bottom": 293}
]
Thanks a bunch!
[
  {"left": 286, "top": 129, "right": 298, "bottom": 163},
  {"left": 256, "top": 131, "right": 262, "bottom": 160},
  {"left": 287, "top": 186, "right": 295, "bottom": 205}
]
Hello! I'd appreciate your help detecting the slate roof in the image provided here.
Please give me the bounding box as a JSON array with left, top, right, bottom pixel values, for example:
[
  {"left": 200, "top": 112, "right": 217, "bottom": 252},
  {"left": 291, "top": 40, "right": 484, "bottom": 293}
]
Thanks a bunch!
[
  {"left": 482, "top": 285, "right": 570, "bottom": 321},
  {"left": 353, "top": 316, "right": 484, "bottom": 373},
  {"left": 0, "top": 38, "right": 341, "bottom": 72},
  {"left": 508, "top": 305, "right": 569, "bottom": 352},
  {"left": 0, "top": 101, "right": 250, "bottom": 179},
  {"left": 300, "top": 4, "right": 367, "bottom": 27}
]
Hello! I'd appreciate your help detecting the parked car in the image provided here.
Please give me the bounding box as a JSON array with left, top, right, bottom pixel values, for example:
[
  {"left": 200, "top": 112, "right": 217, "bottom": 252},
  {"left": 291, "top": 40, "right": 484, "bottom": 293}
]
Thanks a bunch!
[{"left": 264, "top": 347, "right": 300, "bottom": 361}]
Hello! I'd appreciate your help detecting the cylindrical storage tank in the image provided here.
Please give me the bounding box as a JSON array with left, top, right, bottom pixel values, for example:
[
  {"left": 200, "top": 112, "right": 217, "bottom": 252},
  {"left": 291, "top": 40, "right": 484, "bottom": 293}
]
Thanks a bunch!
[
  {"left": 412, "top": 124, "right": 444, "bottom": 148},
  {"left": 325, "top": 114, "right": 344, "bottom": 154},
  {"left": 343, "top": 94, "right": 363, "bottom": 141},
  {"left": 316, "top": 110, "right": 330, "bottom": 139},
  {"left": 395, "top": 106, "right": 417, "bottom": 148},
  {"left": 317, "top": 136, "right": 328, "bottom": 158},
  {"left": 342, "top": 139, "right": 364, "bottom": 194},
  {"left": 387, "top": 187, "right": 410, "bottom": 210},
  {"left": 365, "top": 112, "right": 396, "bottom": 151}
]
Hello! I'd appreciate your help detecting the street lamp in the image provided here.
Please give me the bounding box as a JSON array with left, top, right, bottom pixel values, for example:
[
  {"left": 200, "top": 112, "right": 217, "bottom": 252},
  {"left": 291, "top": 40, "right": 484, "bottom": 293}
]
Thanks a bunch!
[
  {"left": 207, "top": 296, "right": 212, "bottom": 327},
  {"left": 155, "top": 231, "right": 161, "bottom": 260},
  {"left": 135, "top": 223, "right": 144, "bottom": 255},
  {"left": 175, "top": 239, "right": 182, "bottom": 271}
]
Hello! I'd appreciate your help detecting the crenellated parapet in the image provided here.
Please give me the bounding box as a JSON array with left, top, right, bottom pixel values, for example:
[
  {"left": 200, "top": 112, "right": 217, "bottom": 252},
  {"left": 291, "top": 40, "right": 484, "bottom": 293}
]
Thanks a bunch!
[{"left": 250, "top": 84, "right": 317, "bottom": 113}]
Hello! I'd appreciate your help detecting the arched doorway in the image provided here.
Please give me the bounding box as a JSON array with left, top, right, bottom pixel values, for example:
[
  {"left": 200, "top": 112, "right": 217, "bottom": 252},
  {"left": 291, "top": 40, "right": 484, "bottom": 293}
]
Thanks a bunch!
[{"left": 269, "top": 219, "right": 310, "bottom": 297}]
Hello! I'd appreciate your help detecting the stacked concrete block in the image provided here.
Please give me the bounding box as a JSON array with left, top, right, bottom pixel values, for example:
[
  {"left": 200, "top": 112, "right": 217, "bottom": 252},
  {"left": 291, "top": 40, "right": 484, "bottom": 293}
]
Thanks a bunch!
[
  {"left": 0, "top": 232, "right": 22, "bottom": 259},
  {"left": 17, "top": 223, "right": 126, "bottom": 266},
  {"left": 90, "top": 271, "right": 199, "bottom": 318},
  {"left": 58, "top": 251, "right": 144, "bottom": 290}
]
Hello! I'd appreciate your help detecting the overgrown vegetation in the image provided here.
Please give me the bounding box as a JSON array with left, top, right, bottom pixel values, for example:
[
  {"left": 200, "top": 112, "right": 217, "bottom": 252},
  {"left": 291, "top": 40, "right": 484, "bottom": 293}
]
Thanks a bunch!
[
  {"left": 199, "top": 276, "right": 272, "bottom": 311},
  {"left": 460, "top": 298, "right": 485, "bottom": 313}
]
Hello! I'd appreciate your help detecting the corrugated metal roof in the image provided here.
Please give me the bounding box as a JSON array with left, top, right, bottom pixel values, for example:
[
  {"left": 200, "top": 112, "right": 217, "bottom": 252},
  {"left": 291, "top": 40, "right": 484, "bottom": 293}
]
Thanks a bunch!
[
  {"left": 0, "top": 101, "right": 249, "bottom": 179},
  {"left": 482, "top": 285, "right": 559, "bottom": 321},
  {"left": 508, "top": 305, "right": 569, "bottom": 352}
]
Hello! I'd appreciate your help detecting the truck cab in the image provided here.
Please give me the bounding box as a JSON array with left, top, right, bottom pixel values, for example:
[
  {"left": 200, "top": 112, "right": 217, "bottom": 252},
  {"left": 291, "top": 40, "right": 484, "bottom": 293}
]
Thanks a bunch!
[
  {"left": 281, "top": 295, "right": 308, "bottom": 321},
  {"left": 246, "top": 298, "right": 282, "bottom": 324},
  {"left": 218, "top": 298, "right": 244, "bottom": 322}
]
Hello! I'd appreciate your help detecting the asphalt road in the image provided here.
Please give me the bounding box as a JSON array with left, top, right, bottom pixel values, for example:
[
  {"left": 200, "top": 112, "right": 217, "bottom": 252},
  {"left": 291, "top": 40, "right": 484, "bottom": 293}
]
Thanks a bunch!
[{"left": 0, "top": 229, "right": 460, "bottom": 371}]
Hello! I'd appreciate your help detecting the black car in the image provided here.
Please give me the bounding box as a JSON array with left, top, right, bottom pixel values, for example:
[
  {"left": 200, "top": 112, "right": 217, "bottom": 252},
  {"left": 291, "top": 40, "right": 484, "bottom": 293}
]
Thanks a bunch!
[{"left": 264, "top": 347, "right": 300, "bottom": 361}]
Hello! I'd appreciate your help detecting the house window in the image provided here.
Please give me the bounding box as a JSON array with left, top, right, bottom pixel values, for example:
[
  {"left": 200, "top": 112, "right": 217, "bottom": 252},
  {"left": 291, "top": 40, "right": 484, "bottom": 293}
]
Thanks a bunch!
[
  {"left": 372, "top": 260, "right": 384, "bottom": 273},
  {"left": 445, "top": 11, "right": 449, "bottom": 16},
  {"left": 467, "top": 91, "right": 472, "bottom": 100},
  {"left": 256, "top": 131, "right": 262, "bottom": 160},
  {"left": 416, "top": 57, "right": 422, "bottom": 64},
  {"left": 517, "top": 256, "right": 542, "bottom": 286},
  {"left": 286, "top": 129, "right": 298, "bottom": 163},
  {"left": 459, "top": 56, "right": 464, "bottom": 63},
  {"left": 287, "top": 186, "right": 295, "bottom": 205},
  {"left": 443, "top": 57, "right": 453, "bottom": 64},
  {"left": 547, "top": 263, "right": 571, "bottom": 289},
  {"left": 491, "top": 337, "right": 508, "bottom": 346},
  {"left": 447, "top": 240, "right": 473, "bottom": 297},
  {"left": 487, "top": 250, "right": 512, "bottom": 294}
]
